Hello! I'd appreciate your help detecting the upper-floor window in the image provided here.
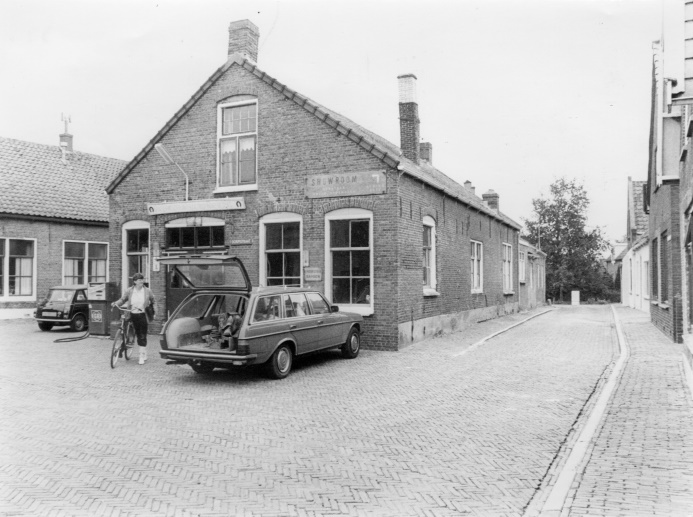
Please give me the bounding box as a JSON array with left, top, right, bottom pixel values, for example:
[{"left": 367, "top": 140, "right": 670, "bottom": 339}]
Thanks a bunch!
[
  {"left": 502, "top": 243, "right": 513, "bottom": 293},
  {"left": 63, "top": 241, "right": 108, "bottom": 285},
  {"left": 0, "top": 238, "right": 36, "bottom": 300},
  {"left": 422, "top": 216, "right": 438, "bottom": 295},
  {"left": 471, "top": 240, "right": 483, "bottom": 293},
  {"left": 217, "top": 100, "right": 257, "bottom": 192}
]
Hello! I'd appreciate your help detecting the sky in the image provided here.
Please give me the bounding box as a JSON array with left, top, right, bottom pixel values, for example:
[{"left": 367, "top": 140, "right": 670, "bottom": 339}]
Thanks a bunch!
[{"left": 0, "top": 0, "right": 662, "bottom": 241}]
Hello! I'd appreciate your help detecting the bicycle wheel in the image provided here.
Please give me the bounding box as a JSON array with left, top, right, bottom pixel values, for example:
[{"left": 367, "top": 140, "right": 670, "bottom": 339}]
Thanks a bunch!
[
  {"left": 124, "top": 324, "right": 136, "bottom": 361},
  {"left": 111, "top": 329, "right": 122, "bottom": 368}
]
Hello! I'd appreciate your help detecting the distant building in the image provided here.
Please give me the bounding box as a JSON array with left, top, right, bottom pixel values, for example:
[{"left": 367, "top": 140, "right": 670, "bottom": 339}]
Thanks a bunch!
[
  {"left": 621, "top": 178, "right": 649, "bottom": 313},
  {"left": 518, "top": 238, "right": 546, "bottom": 310},
  {"left": 0, "top": 133, "right": 126, "bottom": 318}
]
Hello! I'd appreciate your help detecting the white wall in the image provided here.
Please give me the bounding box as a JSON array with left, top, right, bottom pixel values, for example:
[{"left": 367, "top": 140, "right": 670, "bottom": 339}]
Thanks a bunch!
[{"left": 621, "top": 243, "right": 650, "bottom": 313}]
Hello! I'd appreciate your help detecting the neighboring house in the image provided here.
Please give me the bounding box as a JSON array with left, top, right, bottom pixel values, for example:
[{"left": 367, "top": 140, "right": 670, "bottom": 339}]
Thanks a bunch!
[
  {"left": 621, "top": 178, "right": 649, "bottom": 313},
  {"left": 0, "top": 133, "right": 126, "bottom": 318},
  {"left": 105, "top": 20, "right": 523, "bottom": 351},
  {"left": 518, "top": 238, "right": 546, "bottom": 311}
]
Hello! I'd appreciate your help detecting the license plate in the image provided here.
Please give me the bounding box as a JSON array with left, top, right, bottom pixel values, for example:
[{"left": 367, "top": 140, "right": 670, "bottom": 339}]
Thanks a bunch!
[{"left": 42, "top": 311, "right": 57, "bottom": 317}]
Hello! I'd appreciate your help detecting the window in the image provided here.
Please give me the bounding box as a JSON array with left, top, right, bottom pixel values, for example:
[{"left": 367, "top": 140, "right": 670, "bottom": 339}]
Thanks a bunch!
[
  {"left": 0, "top": 238, "right": 35, "bottom": 300},
  {"left": 422, "top": 216, "right": 437, "bottom": 295},
  {"left": 63, "top": 241, "right": 108, "bottom": 285},
  {"left": 644, "top": 260, "right": 650, "bottom": 298},
  {"left": 123, "top": 221, "right": 150, "bottom": 286},
  {"left": 660, "top": 231, "right": 669, "bottom": 303},
  {"left": 253, "top": 295, "right": 282, "bottom": 322},
  {"left": 166, "top": 226, "right": 224, "bottom": 250},
  {"left": 325, "top": 208, "right": 373, "bottom": 315},
  {"left": 217, "top": 100, "right": 257, "bottom": 191},
  {"left": 629, "top": 258, "right": 633, "bottom": 293},
  {"left": 283, "top": 293, "right": 309, "bottom": 318},
  {"left": 306, "top": 292, "right": 331, "bottom": 315},
  {"left": 259, "top": 213, "right": 302, "bottom": 287},
  {"left": 471, "top": 240, "right": 483, "bottom": 293},
  {"left": 652, "top": 237, "right": 659, "bottom": 300},
  {"left": 502, "top": 243, "right": 513, "bottom": 293},
  {"left": 519, "top": 251, "right": 526, "bottom": 283}
]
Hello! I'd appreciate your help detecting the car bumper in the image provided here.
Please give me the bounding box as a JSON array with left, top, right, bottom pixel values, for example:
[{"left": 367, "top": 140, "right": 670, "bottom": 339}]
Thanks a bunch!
[
  {"left": 160, "top": 349, "right": 258, "bottom": 365},
  {"left": 35, "top": 317, "right": 71, "bottom": 324}
]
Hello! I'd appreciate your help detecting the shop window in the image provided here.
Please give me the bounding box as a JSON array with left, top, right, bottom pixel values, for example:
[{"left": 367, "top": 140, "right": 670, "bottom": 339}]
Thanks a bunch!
[
  {"left": 63, "top": 241, "right": 108, "bottom": 285},
  {"left": 2, "top": 238, "right": 35, "bottom": 298},
  {"left": 422, "top": 216, "right": 437, "bottom": 295},
  {"left": 325, "top": 209, "right": 373, "bottom": 316},
  {"left": 217, "top": 99, "right": 257, "bottom": 192},
  {"left": 502, "top": 243, "right": 513, "bottom": 293},
  {"left": 471, "top": 240, "right": 483, "bottom": 293},
  {"left": 259, "top": 213, "right": 302, "bottom": 287}
]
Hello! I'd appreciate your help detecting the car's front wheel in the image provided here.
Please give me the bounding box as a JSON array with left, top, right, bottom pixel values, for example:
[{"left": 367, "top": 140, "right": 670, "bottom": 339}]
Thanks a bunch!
[
  {"left": 38, "top": 322, "right": 54, "bottom": 331},
  {"left": 341, "top": 327, "right": 360, "bottom": 359},
  {"left": 266, "top": 344, "right": 293, "bottom": 379},
  {"left": 71, "top": 314, "right": 87, "bottom": 332}
]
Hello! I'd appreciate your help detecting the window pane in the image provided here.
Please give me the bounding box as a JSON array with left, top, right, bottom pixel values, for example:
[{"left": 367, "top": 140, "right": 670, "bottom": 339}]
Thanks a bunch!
[
  {"left": 10, "top": 240, "right": 33, "bottom": 256},
  {"left": 212, "top": 226, "right": 225, "bottom": 247},
  {"left": 65, "top": 242, "right": 85, "bottom": 258},
  {"left": 254, "top": 295, "right": 281, "bottom": 321},
  {"left": 286, "top": 293, "right": 308, "bottom": 317},
  {"left": 267, "top": 253, "right": 284, "bottom": 278},
  {"left": 307, "top": 292, "right": 331, "bottom": 314},
  {"left": 332, "top": 278, "right": 350, "bottom": 303},
  {"left": 167, "top": 228, "right": 180, "bottom": 248},
  {"left": 181, "top": 227, "right": 195, "bottom": 248},
  {"left": 0, "top": 240, "right": 4, "bottom": 256},
  {"left": 353, "top": 279, "right": 370, "bottom": 304},
  {"left": 239, "top": 136, "right": 256, "bottom": 184},
  {"left": 330, "top": 220, "right": 349, "bottom": 248},
  {"left": 220, "top": 138, "right": 238, "bottom": 186},
  {"left": 351, "top": 221, "right": 369, "bottom": 247},
  {"left": 127, "top": 230, "right": 148, "bottom": 252},
  {"left": 351, "top": 251, "right": 370, "bottom": 276},
  {"left": 197, "top": 227, "right": 212, "bottom": 248},
  {"left": 333, "top": 251, "right": 350, "bottom": 277},
  {"left": 283, "top": 223, "right": 299, "bottom": 249},
  {"left": 89, "top": 259, "right": 107, "bottom": 283},
  {"left": 88, "top": 243, "right": 107, "bottom": 259},
  {"left": 423, "top": 226, "right": 431, "bottom": 247},
  {"left": 266, "top": 224, "right": 282, "bottom": 250},
  {"left": 284, "top": 252, "right": 300, "bottom": 277}
]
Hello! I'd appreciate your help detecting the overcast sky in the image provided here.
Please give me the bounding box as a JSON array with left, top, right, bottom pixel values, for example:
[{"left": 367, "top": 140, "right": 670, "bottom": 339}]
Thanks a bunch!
[{"left": 0, "top": 0, "right": 662, "bottom": 241}]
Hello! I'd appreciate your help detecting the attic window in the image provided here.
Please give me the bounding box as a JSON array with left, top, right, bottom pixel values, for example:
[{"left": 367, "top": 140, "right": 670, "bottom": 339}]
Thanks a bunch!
[{"left": 216, "top": 99, "right": 258, "bottom": 193}]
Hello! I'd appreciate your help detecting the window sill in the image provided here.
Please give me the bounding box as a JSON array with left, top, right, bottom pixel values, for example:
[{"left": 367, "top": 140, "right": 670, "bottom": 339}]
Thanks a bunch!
[
  {"left": 519, "top": 280, "right": 526, "bottom": 285},
  {"left": 423, "top": 288, "right": 440, "bottom": 297},
  {"left": 652, "top": 301, "right": 670, "bottom": 310},
  {"left": 471, "top": 290, "right": 483, "bottom": 295},
  {"left": 504, "top": 291, "right": 515, "bottom": 296},
  {"left": 213, "top": 184, "right": 258, "bottom": 194}
]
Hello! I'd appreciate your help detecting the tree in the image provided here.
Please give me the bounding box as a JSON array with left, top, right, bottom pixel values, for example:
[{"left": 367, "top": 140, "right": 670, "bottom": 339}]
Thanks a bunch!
[{"left": 523, "top": 178, "right": 611, "bottom": 303}]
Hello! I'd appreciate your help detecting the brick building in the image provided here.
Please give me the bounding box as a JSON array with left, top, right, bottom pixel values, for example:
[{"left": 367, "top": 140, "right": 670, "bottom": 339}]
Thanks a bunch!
[
  {"left": 0, "top": 134, "right": 126, "bottom": 318},
  {"left": 518, "top": 238, "right": 546, "bottom": 311},
  {"left": 105, "top": 20, "right": 522, "bottom": 351}
]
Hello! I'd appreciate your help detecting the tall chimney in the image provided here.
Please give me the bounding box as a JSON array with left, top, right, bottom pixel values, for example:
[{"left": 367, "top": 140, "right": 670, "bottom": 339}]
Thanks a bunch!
[
  {"left": 398, "top": 74, "right": 420, "bottom": 163},
  {"left": 228, "top": 20, "right": 260, "bottom": 63},
  {"left": 482, "top": 189, "right": 499, "bottom": 211},
  {"left": 59, "top": 133, "right": 73, "bottom": 152},
  {"left": 420, "top": 142, "right": 432, "bottom": 164}
]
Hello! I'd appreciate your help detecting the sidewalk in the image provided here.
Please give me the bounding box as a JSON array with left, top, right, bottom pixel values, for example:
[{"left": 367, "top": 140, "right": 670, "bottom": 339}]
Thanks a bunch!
[{"left": 565, "top": 306, "right": 693, "bottom": 516}]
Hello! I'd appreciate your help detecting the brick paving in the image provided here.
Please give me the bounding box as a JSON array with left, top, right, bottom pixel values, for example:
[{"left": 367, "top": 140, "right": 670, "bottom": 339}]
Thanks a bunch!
[
  {"left": 565, "top": 306, "right": 693, "bottom": 517},
  {"left": 0, "top": 306, "right": 617, "bottom": 516}
]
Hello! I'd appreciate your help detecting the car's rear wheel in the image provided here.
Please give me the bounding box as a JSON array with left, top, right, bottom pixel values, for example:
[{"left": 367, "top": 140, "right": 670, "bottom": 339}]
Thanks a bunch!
[
  {"left": 38, "top": 322, "right": 54, "bottom": 331},
  {"left": 266, "top": 344, "right": 293, "bottom": 379},
  {"left": 190, "top": 360, "right": 215, "bottom": 374},
  {"left": 71, "top": 314, "right": 87, "bottom": 332},
  {"left": 341, "top": 327, "right": 360, "bottom": 359}
]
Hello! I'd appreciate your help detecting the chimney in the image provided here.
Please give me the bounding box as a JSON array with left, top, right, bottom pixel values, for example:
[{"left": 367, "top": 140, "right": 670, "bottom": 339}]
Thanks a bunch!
[
  {"left": 482, "top": 189, "right": 499, "bottom": 211},
  {"left": 228, "top": 20, "right": 260, "bottom": 63},
  {"left": 464, "top": 181, "right": 475, "bottom": 195},
  {"left": 398, "top": 74, "right": 420, "bottom": 163},
  {"left": 420, "top": 142, "right": 432, "bottom": 164},
  {"left": 59, "top": 133, "right": 73, "bottom": 152}
]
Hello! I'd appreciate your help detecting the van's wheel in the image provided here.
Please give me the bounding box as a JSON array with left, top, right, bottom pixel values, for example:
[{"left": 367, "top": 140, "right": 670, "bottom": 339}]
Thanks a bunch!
[
  {"left": 38, "top": 322, "right": 54, "bottom": 331},
  {"left": 341, "top": 327, "right": 360, "bottom": 359},
  {"left": 71, "top": 314, "right": 87, "bottom": 332},
  {"left": 190, "top": 361, "right": 215, "bottom": 374},
  {"left": 266, "top": 344, "right": 293, "bottom": 379}
]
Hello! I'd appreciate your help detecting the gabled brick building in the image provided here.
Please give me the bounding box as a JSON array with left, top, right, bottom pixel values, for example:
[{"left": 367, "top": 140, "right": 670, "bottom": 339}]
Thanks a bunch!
[
  {"left": 106, "top": 20, "right": 522, "bottom": 350},
  {"left": 0, "top": 134, "right": 126, "bottom": 318}
]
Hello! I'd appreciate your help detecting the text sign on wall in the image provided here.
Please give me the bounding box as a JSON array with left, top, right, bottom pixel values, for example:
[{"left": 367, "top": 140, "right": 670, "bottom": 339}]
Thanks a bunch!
[
  {"left": 148, "top": 197, "right": 245, "bottom": 216},
  {"left": 304, "top": 267, "right": 322, "bottom": 282},
  {"left": 305, "top": 171, "right": 387, "bottom": 199}
]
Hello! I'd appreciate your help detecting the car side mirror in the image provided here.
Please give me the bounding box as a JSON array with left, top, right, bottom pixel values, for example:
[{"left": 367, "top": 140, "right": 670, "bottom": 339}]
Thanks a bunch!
[{"left": 331, "top": 305, "right": 339, "bottom": 312}]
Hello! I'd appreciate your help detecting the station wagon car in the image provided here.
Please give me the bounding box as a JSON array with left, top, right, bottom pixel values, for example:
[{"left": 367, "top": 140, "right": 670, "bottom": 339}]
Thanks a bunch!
[
  {"left": 34, "top": 285, "right": 89, "bottom": 332},
  {"left": 158, "top": 255, "right": 363, "bottom": 379}
]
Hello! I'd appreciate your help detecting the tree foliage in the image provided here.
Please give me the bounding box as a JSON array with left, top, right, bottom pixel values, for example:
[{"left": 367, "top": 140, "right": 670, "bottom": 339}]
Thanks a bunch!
[{"left": 523, "top": 178, "right": 614, "bottom": 302}]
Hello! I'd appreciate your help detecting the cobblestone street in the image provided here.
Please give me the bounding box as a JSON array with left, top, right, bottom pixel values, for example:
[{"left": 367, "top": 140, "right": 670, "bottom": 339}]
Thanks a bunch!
[{"left": 0, "top": 305, "right": 690, "bottom": 516}]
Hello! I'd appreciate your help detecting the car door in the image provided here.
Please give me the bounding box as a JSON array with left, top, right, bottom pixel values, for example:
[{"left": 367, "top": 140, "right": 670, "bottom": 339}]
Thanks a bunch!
[
  {"left": 282, "top": 293, "right": 319, "bottom": 354},
  {"left": 304, "top": 292, "right": 341, "bottom": 350},
  {"left": 245, "top": 295, "right": 291, "bottom": 358}
]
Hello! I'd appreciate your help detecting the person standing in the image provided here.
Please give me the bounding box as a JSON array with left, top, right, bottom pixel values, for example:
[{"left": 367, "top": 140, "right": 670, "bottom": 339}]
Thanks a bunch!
[{"left": 112, "top": 273, "right": 156, "bottom": 364}]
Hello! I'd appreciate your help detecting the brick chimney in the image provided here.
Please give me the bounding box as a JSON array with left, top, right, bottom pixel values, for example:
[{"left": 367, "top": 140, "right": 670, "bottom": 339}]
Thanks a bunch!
[
  {"left": 482, "top": 189, "right": 499, "bottom": 210},
  {"left": 464, "top": 181, "right": 475, "bottom": 195},
  {"left": 228, "top": 20, "right": 260, "bottom": 62},
  {"left": 420, "top": 142, "right": 432, "bottom": 164},
  {"left": 59, "top": 132, "right": 73, "bottom": 152},
  {"left": 398, "top": 74, "right": 420, "bottom": 163}
]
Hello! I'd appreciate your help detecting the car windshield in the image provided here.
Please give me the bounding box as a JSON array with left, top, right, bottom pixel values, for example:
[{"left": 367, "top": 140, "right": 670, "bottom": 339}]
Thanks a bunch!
[{"left": 47, "top": 290, "right": 74, "bottom": 303}]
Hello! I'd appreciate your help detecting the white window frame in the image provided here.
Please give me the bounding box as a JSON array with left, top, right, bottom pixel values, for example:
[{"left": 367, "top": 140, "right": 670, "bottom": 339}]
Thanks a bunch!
[
  {"left": 259, "top": 212, "right": 303, "bottom": 287},
  {"left": 324, "top": 208, "right": 374, "bottom": 316},
  {"left": 0, "top": 237, "right": 37, "bottom": 302},
  {"left": 214, "top": 98, "right": 259, "bottom": 194},
  {"left": 471, "top": 240, "right": 483, "bottom": 293},
  {"left": 422, "top": 216, "right": 439, "bottom": 296},
  {"left": 519, "top": 251, "right": 526, "bottom": 283},
  {"left": 62, "top": 240, "right": 109, "bottom": 286},
  {"left": 503, "top": 243, "right": 513, "bottom": 294},
  {"left": 122, "top": 220, "right": 150, "bottom": 288}
]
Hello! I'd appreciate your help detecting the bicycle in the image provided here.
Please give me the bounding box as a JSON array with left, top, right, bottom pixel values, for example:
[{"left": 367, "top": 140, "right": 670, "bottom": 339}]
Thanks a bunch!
[{"left": 111, "top": 306, "right": 136, "bottom": 368}]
